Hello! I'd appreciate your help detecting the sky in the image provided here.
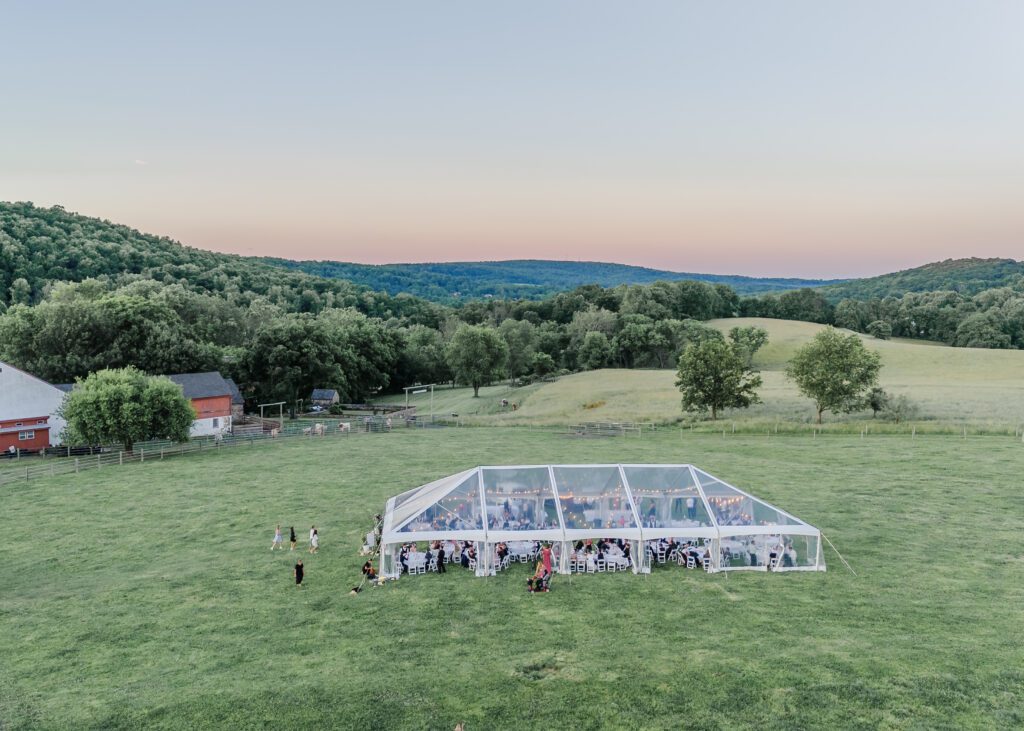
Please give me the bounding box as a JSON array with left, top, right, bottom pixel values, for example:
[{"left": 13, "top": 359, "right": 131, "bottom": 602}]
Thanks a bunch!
[{"left": 1, "top": 1, "right": 1023, "bottom": 278}]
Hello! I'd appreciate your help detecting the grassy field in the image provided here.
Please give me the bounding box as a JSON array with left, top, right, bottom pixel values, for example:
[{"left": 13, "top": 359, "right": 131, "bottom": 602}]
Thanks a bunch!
[
  {"left": 2, "top": 428, "right": 1022, "bottom": 729},
  {"left": 386, "top": 319, "right": 1024, "bottom": 429}
]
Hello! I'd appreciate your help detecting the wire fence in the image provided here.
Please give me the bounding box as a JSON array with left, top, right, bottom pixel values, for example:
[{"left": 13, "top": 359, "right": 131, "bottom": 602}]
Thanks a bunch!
[
  {"left": 0, "top": 415, "right": 407, "bottom": 487},
  {"left": 2, "top": 414, "right": 1020, "bottom": 487}
]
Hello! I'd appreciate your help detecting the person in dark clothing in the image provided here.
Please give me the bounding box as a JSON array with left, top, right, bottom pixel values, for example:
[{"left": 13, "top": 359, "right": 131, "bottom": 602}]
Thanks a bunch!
[
  {"left": 294, "top": 559, "right": 304, "bottom": 587},
  {"left": 436, "top": 544, "right": 446, "bottom": 573},
  {"left": 362, "top": 561, "right": 377, "bottom": 582},
  {"left": 289, "top": 526, "right": 297, "bottom": 551},
  {"left": 399, "top": 546, "right": 409, "bottom": 574}
]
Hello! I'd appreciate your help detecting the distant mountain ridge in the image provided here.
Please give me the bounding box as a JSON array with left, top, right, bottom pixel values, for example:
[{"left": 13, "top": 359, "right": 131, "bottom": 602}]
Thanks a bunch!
[
  {"left": 819, "top": 257, "right": 1024, "bottom": 301},
  {"left": 262, "top": 258, "right": 843, "bottom": 302}
]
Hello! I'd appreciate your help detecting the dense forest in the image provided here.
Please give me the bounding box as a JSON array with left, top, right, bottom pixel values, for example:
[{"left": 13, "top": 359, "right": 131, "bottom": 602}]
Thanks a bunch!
[
  {"left": 265, "top": 258, "right": 838, "bottom": 302},
  {"left": 0, "top": 202, "right": 443, "bottom": 325},
  {"left": 2, "top": 203, "right": 1024, "bottom": 414},
  {"left": 819, "top": 257, "right": 1024, "bottom": 301}
]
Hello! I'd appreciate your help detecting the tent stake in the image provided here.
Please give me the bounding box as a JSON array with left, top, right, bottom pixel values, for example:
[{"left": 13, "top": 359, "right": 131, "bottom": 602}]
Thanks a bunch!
[{"left": 821, "top": 532, "right": 856, "bottom": 576}]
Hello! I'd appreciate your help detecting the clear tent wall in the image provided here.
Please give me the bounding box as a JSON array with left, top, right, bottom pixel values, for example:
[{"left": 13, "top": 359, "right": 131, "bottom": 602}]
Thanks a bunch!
[{"left": 379, "top": 465, "right": 825, "bottom": 578}]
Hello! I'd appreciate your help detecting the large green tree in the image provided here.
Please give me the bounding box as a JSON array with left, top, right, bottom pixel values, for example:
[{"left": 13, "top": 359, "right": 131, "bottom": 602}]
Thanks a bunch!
[
  {"left": 498, "top": 318, "right": 537, "bottom": 384},
  {"left": 577, "top": 331, "right": 611, "bottom": 370},
  {"left": 445, "top": 325, "right": 508, "bottom": 397},
  {"left": 675, "top": 340, "right": 762, "bottom": 420},
  {"left": 786, "top": 328, "right": 882, "bottom": 423},
  {"left": 59, "top": 367, "right": 194, "bottom": 452},
  {"left": 240, "top": 310, "right": 399, "bottom": 413},
  {"left": 728, "top": 325, "right": 769, "bottom": 366}
]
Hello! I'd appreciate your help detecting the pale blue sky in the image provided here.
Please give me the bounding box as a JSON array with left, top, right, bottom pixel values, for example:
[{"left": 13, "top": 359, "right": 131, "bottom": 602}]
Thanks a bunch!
[{"left": 2, "top": 1, "right": 1022, "bottom": 276}]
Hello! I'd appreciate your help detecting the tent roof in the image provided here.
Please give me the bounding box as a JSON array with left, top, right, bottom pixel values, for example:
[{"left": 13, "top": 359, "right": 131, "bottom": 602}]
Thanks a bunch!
[{"left": 381, "top": 464, "right": 819, "bottom": 545}]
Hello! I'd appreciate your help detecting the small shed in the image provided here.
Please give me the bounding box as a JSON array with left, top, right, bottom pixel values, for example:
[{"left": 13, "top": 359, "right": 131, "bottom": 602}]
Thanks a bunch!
[{"left": 310, "top": 389, "right": 340, "bottom": 408}]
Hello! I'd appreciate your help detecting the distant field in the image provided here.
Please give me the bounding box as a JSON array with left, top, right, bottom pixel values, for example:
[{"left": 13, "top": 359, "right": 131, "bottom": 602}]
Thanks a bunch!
[
  {"left": 2, "top": 428, "right": 1021, "bottom": 729},
  {"left": 389, "top": 319, "right": 1024, "bottom": 429}
]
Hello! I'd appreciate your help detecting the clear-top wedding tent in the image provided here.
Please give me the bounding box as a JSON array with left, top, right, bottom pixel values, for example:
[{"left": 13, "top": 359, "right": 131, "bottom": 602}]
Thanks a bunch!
[{"left": 379, "top": 464, "right": 825, "bottom": 577}]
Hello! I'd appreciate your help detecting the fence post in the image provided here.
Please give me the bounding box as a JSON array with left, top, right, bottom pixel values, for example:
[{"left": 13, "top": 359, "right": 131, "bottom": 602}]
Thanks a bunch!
[
  {"left": 161, "top": 448, "right": 164, "bottom": 459},
  {"left": 119, "top": 451, "right": 123, "bottom": 466},
  {"left": 141, "top": 448, "right": 145, "bottom": 463},
  {"left": 97, "top": 453, "right": 101, "bottom": 469},
  {"left": 75, "top": 457, "right": 80, "bottom": 473}
]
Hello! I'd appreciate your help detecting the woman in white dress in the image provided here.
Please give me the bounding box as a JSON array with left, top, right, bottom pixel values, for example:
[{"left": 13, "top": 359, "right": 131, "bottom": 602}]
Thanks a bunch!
[
  {"left": 309, "top": 526, "right": 319, "bottom": 554},
  {"left": 271, "top": 524, "right": 283, "bottom": 550}
]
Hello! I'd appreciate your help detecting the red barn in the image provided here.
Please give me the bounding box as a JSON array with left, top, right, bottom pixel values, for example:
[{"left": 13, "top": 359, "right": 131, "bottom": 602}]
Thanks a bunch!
[
  {"left": 0, "top": 360, "right": 68, "bottom": 453},
  {"left": 167, "top": 372, "right": 234, "bottom": 437}
]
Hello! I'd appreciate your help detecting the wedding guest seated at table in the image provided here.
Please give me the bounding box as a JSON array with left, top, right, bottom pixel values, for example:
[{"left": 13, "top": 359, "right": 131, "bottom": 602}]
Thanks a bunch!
[{"left": 399, "top": 545, "right": 410, "bottom": 573}]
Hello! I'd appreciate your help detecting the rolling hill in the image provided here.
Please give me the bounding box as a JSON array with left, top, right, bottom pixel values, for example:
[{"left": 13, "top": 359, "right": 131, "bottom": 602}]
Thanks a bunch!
[
  {"left": 819, "top": 257, "right": 1024, "bottom": 301},
  {"left": 386, "top": 318, "right": 1024, "bottom": 427},
  {"left": 262, "top": 258, "right": 842, "bottom": 302}
]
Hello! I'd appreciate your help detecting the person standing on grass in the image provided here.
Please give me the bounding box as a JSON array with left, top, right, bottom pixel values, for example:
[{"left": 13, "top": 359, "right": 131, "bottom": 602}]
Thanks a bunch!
[
  {"left": 541, "top": 543, "right": 553, "bottom": 575},
  {"left": 271, "top": 524, "right": 283, "bottom": 550},
  {"left": 289, "top": 526, "right": 297, "bottom": 551},
  {"left": 294, "top": 559, "right": 304, "bottom": 587},
  {"left": 310, "top": 527, "right": 319, "bottom": 554}
]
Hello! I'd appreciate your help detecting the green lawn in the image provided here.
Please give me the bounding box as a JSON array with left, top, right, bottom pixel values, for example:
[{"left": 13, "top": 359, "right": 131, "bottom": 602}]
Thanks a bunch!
[
  {"left": 2, "top": 428, "right": 1022, "bottom": 729},
  {"left": 389, "top": 318, "right": 1024, "bottom": 430}
]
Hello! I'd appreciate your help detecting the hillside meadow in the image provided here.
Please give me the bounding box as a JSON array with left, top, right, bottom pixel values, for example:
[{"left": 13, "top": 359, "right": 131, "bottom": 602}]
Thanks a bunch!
[
  {"left": 2, "top": 427, "right": 1022, "bottom": 729},
  {"left": 386, "top": 319, "right": 1024, "bottom": 429}
]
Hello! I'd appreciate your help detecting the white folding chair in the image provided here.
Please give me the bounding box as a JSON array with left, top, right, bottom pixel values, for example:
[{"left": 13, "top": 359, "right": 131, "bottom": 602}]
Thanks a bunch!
[
  {"left": 702, "top": 557, "right": 711, "bottom": 572},
  {"left": 686, "top": 555, "right": 696, "bottom": 569},
  {"left": 595, "top": 560, "right": 606, "bottom": 572}
]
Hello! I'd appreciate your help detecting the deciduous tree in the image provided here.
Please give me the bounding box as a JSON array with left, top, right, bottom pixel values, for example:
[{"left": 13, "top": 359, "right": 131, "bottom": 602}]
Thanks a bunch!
[
  {"left": 675, "top": 340, "right": 762, "bottom": 420},
  {"left": 59, "top": 367, "right": 194, "bottom": 452},
  {"left": 786, "top": 328, "right": 882, "bottom": 423},
  {"left": 445, "top": 325, "right": 508, "bottom": 397}
]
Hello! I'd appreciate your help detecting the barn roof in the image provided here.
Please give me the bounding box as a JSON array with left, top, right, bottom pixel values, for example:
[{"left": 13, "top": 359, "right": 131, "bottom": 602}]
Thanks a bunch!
[
  {"left": 224, "top": 378, "right": 245, "bottom": 405},
  {"left": 311, "top": 388, "right": 338, "bottom": 400},
  {"left": 167, "top": 372, "right": 232, "bottom": 400}
]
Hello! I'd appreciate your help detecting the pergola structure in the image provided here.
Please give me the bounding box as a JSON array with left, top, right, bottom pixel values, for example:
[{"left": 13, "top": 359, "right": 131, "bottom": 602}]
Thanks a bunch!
[{"left": 379, "top": 464, "right": 825, "bottom": 578}]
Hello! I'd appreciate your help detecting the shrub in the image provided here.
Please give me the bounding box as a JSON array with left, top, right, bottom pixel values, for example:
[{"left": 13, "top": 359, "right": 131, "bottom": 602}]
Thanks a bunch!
[{"left": 866, "top": 321, "right": 892, "bottom": 340}]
